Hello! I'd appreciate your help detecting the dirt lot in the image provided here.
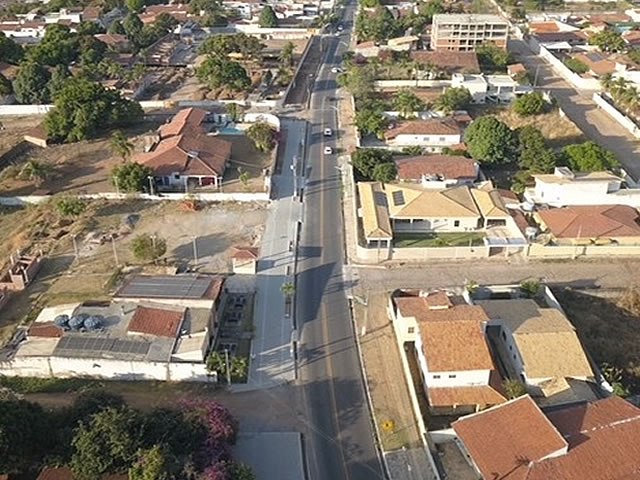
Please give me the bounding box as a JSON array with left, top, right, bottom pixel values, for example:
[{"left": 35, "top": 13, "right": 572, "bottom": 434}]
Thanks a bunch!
[
  {"left": 0, "top": 116, "right": 40, "bottom": 157},
  {"left": 354, "top": 294, "right": 423, "bottom": 451},
  {"left": 222, "top": 135, "right": 272, "bottom": 193},
  {"left": 554, "top": 287, "right": 640, "bottom": 394},
  {"left": 0, "top": 199, "right": 266, "bottom": 343},
  {"left": 0, "top": 119, "right": 162, "bottom": 196}
]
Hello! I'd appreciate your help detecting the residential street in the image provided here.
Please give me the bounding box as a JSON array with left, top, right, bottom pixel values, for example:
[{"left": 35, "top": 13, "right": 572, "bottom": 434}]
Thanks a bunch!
[{"left": 510, "top": 38, "right": 640, "bottom": 179}]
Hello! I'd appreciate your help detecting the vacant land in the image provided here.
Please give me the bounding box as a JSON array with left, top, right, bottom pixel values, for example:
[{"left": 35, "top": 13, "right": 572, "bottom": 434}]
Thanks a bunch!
[
  {"left": 394, "top": 232, "right": 485, "bottom": 248},
  {"left": 554, "top": 288, "right": 640, "bottom": 394},
  {"left": 222, "top": 135, "right": 273, "bottom": 193}
]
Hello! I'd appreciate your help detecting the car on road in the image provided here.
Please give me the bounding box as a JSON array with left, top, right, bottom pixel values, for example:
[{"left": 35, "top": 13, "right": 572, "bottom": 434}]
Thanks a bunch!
[
  {"left": 324, "top": 146, "right": 333, "bottom": 155},
  {"left": 337, "top": 24, "right": 343, "bottom": 31},
  {"left": 324, "top": 128, "right": 333, "bottom": 137},
  {"left": 331, "top": 67, "right": 343, "bottom": 73}
]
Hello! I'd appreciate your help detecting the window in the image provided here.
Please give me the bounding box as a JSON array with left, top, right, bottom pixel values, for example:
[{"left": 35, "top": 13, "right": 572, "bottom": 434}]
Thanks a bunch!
[
  {"left": 174, "top": 174, "right": 180, "bottom": 180},
  {"left": 408, "top": 327, "right": 415, "bottom": 334},
  {"left": 448, "top": 374, "right": 456, "bottom": 378},
  {"left": 439, "top": 137, "right": 446, "bottom": 142},
  {"left": 509, "top": 345, "right": 512, "bottom": 351},
  {"left": 502, "top": 331, "right": 506, "bottom": 340},
  {"left": 454, "top": 220, "right": 460, "bottom": 227},
  {"left": 433, "top": 374, "right": 441, "bottom": 379}
]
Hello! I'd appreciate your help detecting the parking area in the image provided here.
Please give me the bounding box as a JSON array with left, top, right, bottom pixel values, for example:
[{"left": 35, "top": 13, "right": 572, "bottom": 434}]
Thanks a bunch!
[{"left": 216, "top": 292, "right": 254, "bottom": 372}]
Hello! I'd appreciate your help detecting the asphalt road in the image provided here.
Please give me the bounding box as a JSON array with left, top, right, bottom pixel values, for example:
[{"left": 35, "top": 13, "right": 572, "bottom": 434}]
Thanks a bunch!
[{"left": 295, "top": 2, "right": 386, "bottom": 479}]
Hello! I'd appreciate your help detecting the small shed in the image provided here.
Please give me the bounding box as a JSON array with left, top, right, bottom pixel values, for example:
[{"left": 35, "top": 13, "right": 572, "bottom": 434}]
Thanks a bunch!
[
  {"left": 24, "top": 124, "right": 49, "bottom": 148},
  {"left": 231, "top": 246, "right": 259, "bottom": 275}
]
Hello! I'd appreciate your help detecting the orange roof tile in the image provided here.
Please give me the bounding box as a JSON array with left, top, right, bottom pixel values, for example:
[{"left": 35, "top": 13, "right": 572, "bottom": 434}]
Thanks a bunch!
[
  {"left": 159, "top": 108, "right": 208, "bottom": 139},
  {"left": 530, "top": 21, "right": 560, "bottom": 33},
  {"left": 537, "top": 205, "right": 640, "bottom": 239},
  {"left": 453, "top": 396, "right": 568, "bottom": 480},
  {"left": 395, "top": 155, "right": 477, "bottom": 181},
  {"left": 428, "top": 370, "right": 506, "bottom": 407},
  {"left": 231, "top": 246, "right": 259, "bottom": 260},
  {"left": 386, "top": 118, "right": 462, "bottom": 140},
  {"left": 127, "top": 305, "right": 185, "bottom": 338},
  {"left": 410, "top": 50, "right": 480, "bottom": 73}
]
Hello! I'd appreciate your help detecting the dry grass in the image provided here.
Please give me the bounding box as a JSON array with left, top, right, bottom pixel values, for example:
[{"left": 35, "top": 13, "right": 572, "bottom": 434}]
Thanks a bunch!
[
  {"left": 222, "top": 135, "right": 272, "bottom": 193},
  {"left": 490, "top": 107, "right": 586, "bottom": 148},
  {"left": 554, "top": 288, "right": 640, "bottom": 394}
]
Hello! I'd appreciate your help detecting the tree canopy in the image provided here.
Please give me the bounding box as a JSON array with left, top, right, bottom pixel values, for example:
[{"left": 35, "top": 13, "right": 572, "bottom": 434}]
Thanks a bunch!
[
  {"left": 434, "top": 87, "right": 472, "bottom": 114},
  {"left": 393, "top": 89, "right": 425, "bottom": 118},
  {"left": 513, "top": 92, "right": 547, "bottom": 116},
  {"left": 476, "top": 43, "right": 512, "bottom": 73},
  {"left": 112, "top": 162, "right": 153, "bottom": 193},
  {"left": 199, "top": 33, "right": 265, "bottom": 60},
  {"left": 337, "top": 64, "right": 376, "bottom": 99},
  {"left": 355, "top": 6, "right": 399, "bottom": 42},
  {"left": 355, "top": 105, "right": 389, "bottom": 139},
  {"left": 589, "top": 29, "right": 625, "bottom": 52},
  {"left": 561, "top": 141, "right": 619, "bottom": 172},
  {"left": 352, "top": 148, "right": 394, "bottom": 180},
  {"left": 14, "top": 61, "right": 51, "bottom": 104},
  {"left": 0, "top": 400, "right": 50, "bottom": 474},
  {"left": 245, "top": 122, "right": 277, "bottom": 152},
  {"left": 197, "top": 57, "right": 251, "bottom": 92},
  {"left": 258, "top": 5, "right": 278, "bottom": 27},
  {"left": 0, "top": 31, "right": 23, "bottom": 64},
  {"left": 517, "top": 126, "right": 557, "bottom": 173},
  {"left": 45, "top": 78, "right": 143, "bottom": 143},
  {"left": 464, "top": 116, "right": 518, "bottom": 164}
]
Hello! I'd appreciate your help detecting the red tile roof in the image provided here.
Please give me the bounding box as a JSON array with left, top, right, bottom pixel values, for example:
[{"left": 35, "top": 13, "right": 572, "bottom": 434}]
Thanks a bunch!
[
  {"left": 134, "top": 133, "right": 232, "bottom": 178},
  {"left": 28, "top": 322, "right": 63, "bottom": 338},
  {"left": 455, "top": 395, "right": 640, "bottom": 480},
  {"left": 159, "top": 108, "right": 208, "bottom": 139},
  {"left": 395, "top": 155, "right": 477, "bottom": 181},
  {"left": 428, "top": 370, "right": 506, "bottom": 407},
  {"left": 385, "top": 118, "right": 462, "bottom": 140},
  {"left": 127, "top": 305, "right": 185, "bottom": 338},
  {"left": 453, "top": 396, "right": 568, "bottom": 480},
  {"left": 410, "top": 50, "right": 480, "bottom": 74},
  {"left": 530, "top": 21, "right": 561, "bottom": 33},
  {"left": 537, "top": 205, "right": 640, "bottom": 239},
  {"left": 94, "top": 33, "right": 129, "bottom": 47},
  {"left": 231, "top": 246, "right": 259, "bottom": 260}
]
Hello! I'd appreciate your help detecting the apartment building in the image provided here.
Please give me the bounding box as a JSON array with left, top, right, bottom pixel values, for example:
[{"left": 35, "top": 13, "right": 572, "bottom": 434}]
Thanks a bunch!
[{"left": 431, "top": 14, "right": 509, "bottom": 52}]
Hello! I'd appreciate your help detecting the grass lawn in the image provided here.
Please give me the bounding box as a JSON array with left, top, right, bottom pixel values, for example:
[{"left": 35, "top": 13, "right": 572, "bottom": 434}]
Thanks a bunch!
[{"left": 394, "top": 232, "right": 485, "bottom": 248}]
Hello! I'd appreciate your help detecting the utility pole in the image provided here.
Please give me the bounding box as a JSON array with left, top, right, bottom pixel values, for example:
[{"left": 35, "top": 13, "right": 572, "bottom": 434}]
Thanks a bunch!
[
  {"left": 111, "top": 234, "right": 119, "bottom": 267},
  {"left": 533, "top": 64, "right": 541, "bottom": 88},
  {"left": 148, "top": 176, "right": 155, "bottom": 196},
  {"left": 224, "top": 349, "right": 231, "bottom": 385},
  {"left": 291, "top": 156, "right": 298, "bottom": 197},
  {"left": 72, "top": 235, "right": 78, "bottom": 258},
  {"left": 192, "top": 235, "right": 198, "bottom": 267}
]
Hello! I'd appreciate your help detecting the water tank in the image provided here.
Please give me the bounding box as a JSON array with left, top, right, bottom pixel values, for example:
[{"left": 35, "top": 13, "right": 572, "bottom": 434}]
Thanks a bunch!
[
  {"left": 54, "top": 314, "right": 70, "bottom": 328},
  {"left": 83, "top": 316, "right": 102, "bottom": 331},
  {"left": 525, "top": 226, "right": 539, "bottom": 239},
  {"left": 68, "top": 316, "right": 84, "bottom": 330}
]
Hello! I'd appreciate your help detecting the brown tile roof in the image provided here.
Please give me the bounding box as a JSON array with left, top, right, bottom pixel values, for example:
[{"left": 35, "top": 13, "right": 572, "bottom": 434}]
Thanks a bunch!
[
  {"left": 28, "top": 322, "right": 63, "bottom": 338},
  {"left": 82, "top": 6, "right": 101, "bottom": 21},
  {"left": 507, "top": 63, "right": 527, "bottom": 76},
  {"left": 231, "top": 246, "right": 259, "bottom": 260},
  {"left": 534, "top": 31, "right": 587, "bottom": 44},
  {"left": 428, "top": 370, "right": 506, "bottom": 407},
  {"left": 530, "top": 21, "right": 560, "bottom": 33},
  {"left": 0, "top": 62, "right": 19, "bottom": 80},
  {"left": 134, "top": 133, "right": 231, "bottom": 178},
  {"left": 422, "top": 291, "right": 453, "bottom": 308},
  {"left": 455, "top": 396, "right": 640, "bottom": 480},
  {"left": 573, "top": 52, "right": 616, "bottom": 76},
  {"left": 453, "top": 396, "right": 569, "bottom": 480},
  {"left": 395, "top": 155, "right": 478, "bottom": 181},
  {"left": 159, "top": 108, "right": 208, "bottom": 139},
  {"left": 537, "top": 205, "right": 640, "bottom": 239},
  {"left": 385, "top": 118, "right": 462, "bottom": 140},
  {"left": 410, "top": 50, "right": 480, "bottom": 74},
  {"left": 94, "top": 33, "right": 129, "bottom": 47},
  {"left": 127, "top": 305, "right": 185, "bottom": 338}
]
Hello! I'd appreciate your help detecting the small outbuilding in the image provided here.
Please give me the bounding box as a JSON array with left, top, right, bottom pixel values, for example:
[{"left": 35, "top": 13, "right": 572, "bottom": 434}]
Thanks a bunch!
[{"left": 231, "top": 246, "right": 259, "bottom": 274}]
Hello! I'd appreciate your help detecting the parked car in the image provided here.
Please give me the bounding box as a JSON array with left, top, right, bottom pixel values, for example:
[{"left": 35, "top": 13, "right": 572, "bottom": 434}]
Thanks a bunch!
[
  {"left": 331, "top": 67, "right": 343, "bottom": 73},
  {"left": 324, "top": 128, "right": 333, "bottom": 136},
  {"left": 324, "top": 146, "right": 333, "bottom": 154}
]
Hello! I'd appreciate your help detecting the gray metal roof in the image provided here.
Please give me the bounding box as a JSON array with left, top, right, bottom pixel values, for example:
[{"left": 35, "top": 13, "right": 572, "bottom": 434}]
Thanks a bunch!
[{"left": 116, "top": 275, "right": 220, "bottom": 300}]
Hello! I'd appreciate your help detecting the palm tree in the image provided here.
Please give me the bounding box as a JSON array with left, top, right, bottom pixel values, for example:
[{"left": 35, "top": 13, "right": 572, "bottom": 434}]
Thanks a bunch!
[
  {"left": 19, "top": 160, "right": 51, "bottom": 187},
  {"left": 610, "top": 77, "right": 630, "bottom": 101},
  {"left": 230, "top": 356, "right": 248, "bottom": 382},
  {"left": 279, "top": 41, "right": 295, "bottom": 68},
  {"left": 110, "top": 130, "right": 134, "bottom": 162},
  {"left": 600, "top": 72, "right": 614, "bottom": 91},
  {"left": 620, "top": 86, "right": 640, "bottom": 115},
  {"left": 281, "top": 281, "right": 295, "bottom": 298}
]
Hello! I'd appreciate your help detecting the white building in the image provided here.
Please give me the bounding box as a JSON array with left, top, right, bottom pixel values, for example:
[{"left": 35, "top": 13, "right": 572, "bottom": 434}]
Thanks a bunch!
[
  {"left": 451, "top": 73, "right": 533, "bottom": 103},
  {"left": 524, "top": 167, "right": 640, "bottom": 207},
  {"left": 390, "top": 290, "right": 507, "bottom": 415},
  {"left": 43, "top": 8, "right": 82, "bottom": 24},
  {"left": 384, "top": 118, "right": 463, "bottom": 151}
]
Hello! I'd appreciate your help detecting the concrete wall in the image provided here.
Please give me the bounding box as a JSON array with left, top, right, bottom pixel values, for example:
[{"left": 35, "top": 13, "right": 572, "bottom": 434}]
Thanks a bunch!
[
  {"left": 0, "top": 191, "right": 270, "bottom": 206},
  {"left": 529, "top": 41, "right": 601, "bottom": 91},
  {"left": 374, "top": 80, "right": 450, "bottom": 90},
  {"left": 593, "top": 92, "right": 640, "bottom": 139},
  {"left": 527, "top": 243, "right": 640, "bottom": 257},
  {"left": 388, "top": 133, "right": 462, "bottom": 149},
  {"left": 393, "top": 217, "right": 479, "bottom": 233},
  {"left": 390, "top": 245, "right": 489, "bottom": 260}
]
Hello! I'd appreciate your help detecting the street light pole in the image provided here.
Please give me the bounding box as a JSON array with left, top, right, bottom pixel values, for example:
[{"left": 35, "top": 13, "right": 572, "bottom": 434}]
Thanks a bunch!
[
  {"left": 192, "top": 235, "right": 198, "bottom": 267},
  {"left": 72, "top": 235, "right": 78, "bottom": 258},
  {"left": 147, "top": 176, "right": 155, "bottom": 196},
  {"left": 111, "top": 235, "right": 119, "bottom": 267},
  {"left": 224, "top": 349, "right": 231, "bottom": 385}
]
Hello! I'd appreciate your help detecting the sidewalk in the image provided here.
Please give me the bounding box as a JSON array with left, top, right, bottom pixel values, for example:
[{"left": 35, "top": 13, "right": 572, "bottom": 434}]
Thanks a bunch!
[{"left": 247, "top": 119, "right": 305, "bottom": 389}]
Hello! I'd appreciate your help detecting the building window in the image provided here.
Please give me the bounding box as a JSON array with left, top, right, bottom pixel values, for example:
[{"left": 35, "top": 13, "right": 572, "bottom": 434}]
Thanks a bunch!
[
  {"left": 502, "top": 331, "right": 506, "bottom": 340},
  {"left": 174, "top": 174, "right": 180, "bottom": 180},
  {"left": 454, "top": 220, "right": 460, "bottom": 227},
  {"left": 408, "top": 327, "right": 415, "bottom": 334},
  {"left": 448, "top": 374, "right": 456, "bottom": 378},
  {"left": 439, "top": 137, "right": 446, "bottom": 142},
  {"left": 433, "top": 375, "right": 441, "bottom": 379}
]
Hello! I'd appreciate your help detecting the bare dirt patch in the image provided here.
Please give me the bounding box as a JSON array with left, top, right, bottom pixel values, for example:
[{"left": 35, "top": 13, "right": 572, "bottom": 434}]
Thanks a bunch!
[
  {"left": 0, "top": 116, "right": 41, "bottom": 156},
  {"left": 554, "top": 288, "right": 640, "bottom": 394},
  {"left": 222, "top": 135, "right": 272, "bottom": 193},
  {"left": 355, "top": 294, "right": 423, "bottom": 451}
]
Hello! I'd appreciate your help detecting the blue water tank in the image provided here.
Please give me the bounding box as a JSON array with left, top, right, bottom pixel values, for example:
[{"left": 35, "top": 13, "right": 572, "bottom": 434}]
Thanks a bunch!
[
  {"left": 83, "top": 316, "right": 102, "bottom": 330},
  {"left": 68, "top": 316, "right": 84, "bottom": 330},
  {"left": 54, "top": 314, "right": 69, "bottom": 328}
]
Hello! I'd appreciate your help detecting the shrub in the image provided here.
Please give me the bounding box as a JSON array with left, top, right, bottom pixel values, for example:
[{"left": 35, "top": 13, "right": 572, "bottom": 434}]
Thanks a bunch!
[
  {"left": 131, "top": 233, "right": 167, "bottom": 263},
  {"left": 55, "top": 197, "right": 87, "bottom": 217},
  {"left": 564, "top": 58, "right": 589, "bottom": 74},
  {"left": 513, "top": 92, "right": 547, "bottom": 116}
]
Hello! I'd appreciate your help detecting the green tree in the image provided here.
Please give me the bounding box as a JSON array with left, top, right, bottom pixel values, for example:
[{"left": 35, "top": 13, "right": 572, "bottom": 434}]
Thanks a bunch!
[
  {"left": 48, "top": 64, "right": 70, "bottom": 99},
  {"left": 393, "top": 89, "right": 425, "bottom": 118},
  {"left": 351, "top": 148, "right": 393, "bottom": 179},
  {"left": 355, "top": 108, "right": 389, "bottom": 139},
  {"left": 371, "top": 162, "right": 397, "bottom": 182},
  {"left": 519, "top": 279, "right": 541, "bottom": 298},
  {"left": 513, "top": 91, "right": 547, "bottom": 116},
  {"left": 77, "top": 20, "right": 105, "bottom": 36},
  {"left": 71, "top": 407, "right": 142, "bottom": 480},
  {"left": 0, "top": 73, "right": 12, "bottom": 96},
  {"left": 279, "top": 41, "right": 295, "bottom": 67},
  {"left": 601, "top": 363, "right": 630, "bottom": 398},
  {"left": 126, "top": 0, "right": 145, "bottom": 12},
  {"left": 517, "top": 126, "right": 556, "bottom": 173},
  {"left": 55, "top": 197, "right": 87, "bottom": 217},
  {"left": 476, "top": 43, "right": 512, "bottom": 72},
  {"left": 503, "top": 379, "right": 527, "bottom": 399},
  {"left": 464, "top": 116, "right": 518, "bottom": 165},
  {"left": 14, "top": 61, "right": 51, "bottom": 104},
  {"left": 230, "top": 356, "right": 248, "bottom": 382},
  {"left": 19, "top": 160, "right": 52, "bottom": 186},
  {"left": 434, "top": 87, "right": 472, "bottom": 114},
  {"left": 197, "top": 57, "right": 251, "bottom": 92},
  {"left": 108, "top": 20, "right": 126, "bottom": 35},
  {"left": 258, "top": 5, "right": 278, "bottom": 27},
  {"left": 0, "top": 399, "right": 50, "bottom": 474},
  {"left": 45, "top": 77, "right": 143, "bottom": 143},
  {"left": 417, "top": 0, "right": 445, "bottom": 22},
  {"left": 355, "top": 6, "right": 398, "bottom": 42},
  {"left": 129, "top": 445, "right": 172, "bottom": 480},
  {"left": 0, "top": 31, "right": 23, "bottom": 64},
  {"left": 246, "top": 122, "right": 277, "bottom": 152},
  {"left": 131, "top": 233, "right": 167, "bottom": 262},
  {"left": 110, "top": 130, "right": 134, "bottom": 161},
  {"left": 226, "top": 102, "right": 241, "bottom": 122},
  {"left": 28, "top": 23, "right": 76, "bottom": 66},
  {"left": 206, "top": 351, "right": 227, "bottom": 375},
  {"left": 123, "top": 12, "right": 144, "bottom": 44},
  {"left": 281, "top": 281, "right": 295, "bottom": 297},
  {"left": 564, "top": 57, "right": 589, "bottom": 74},
  {"left": 561, "top": 141, "right": 619, "bottom": 172},
  {"left": 361, "top": 0, "right": 380, "bottom": 6},
  {"left": 228, "top": 463, "right": 256, "bottom": 480},
  {"left": 589, "top": 29, "right": 624, "bottom": 52},
  {"left": 111, "top": 162, "right": 153, "bottom": 193},
  {"left": 337, "top": 64, "right": 376, "bottom": 99}
]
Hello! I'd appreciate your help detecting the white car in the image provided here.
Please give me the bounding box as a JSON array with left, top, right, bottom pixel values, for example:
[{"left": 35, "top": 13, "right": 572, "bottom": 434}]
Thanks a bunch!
[
  {"left": 324, "top": 146, "right": 333, "bottom": 155},
  {"left": 331, "top": 67, "right": 343, "bottom": 73},
  {"left": 324, "top": 128, "right": 333, "bottom": 136}
]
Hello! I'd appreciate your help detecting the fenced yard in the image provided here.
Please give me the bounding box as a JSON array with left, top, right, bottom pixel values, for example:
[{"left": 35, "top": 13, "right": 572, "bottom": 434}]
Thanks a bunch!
[{"left": 393, "top": 232, "right": 485, "bottom": 248}]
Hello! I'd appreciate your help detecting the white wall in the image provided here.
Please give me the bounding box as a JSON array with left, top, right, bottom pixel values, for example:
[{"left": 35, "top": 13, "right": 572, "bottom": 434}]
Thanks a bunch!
[
  {"left": 592, "top": 92, "right": 640, "bottom": 140},
  {"left": 425, "top": 369, "right": 491, "bottom": 387},
  {"left": 531, "top": 42, "right": 601, "bottom": 91},
  {"left": 388, "top": 133, "right": 461, "bottom": 148},
  {"left": 393, "top": 216, "right": 478, "bottom": 233}
]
